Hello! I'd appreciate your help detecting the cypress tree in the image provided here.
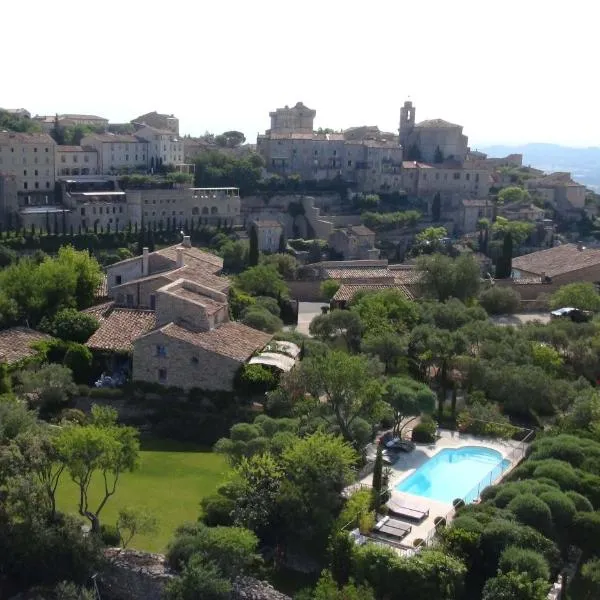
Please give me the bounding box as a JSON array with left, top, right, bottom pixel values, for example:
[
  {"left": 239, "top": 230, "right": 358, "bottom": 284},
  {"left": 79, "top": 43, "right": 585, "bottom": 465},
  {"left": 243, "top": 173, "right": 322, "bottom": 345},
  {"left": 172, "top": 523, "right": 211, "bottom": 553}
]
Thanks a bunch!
[
  {"left": 431, "top": 192, "right": 441, "bottom": 222},
  {"left": 248, "top": 224, "right": 259, "bottom": 266},
  {"left": 497, "top": 231, "right": 513, "bottom": 278},
  {"left": 278, "top": 232, "right": 287, "bottom": 253},
  {"left": 372, "top": 445, "right": 384, "bottom": 510}
]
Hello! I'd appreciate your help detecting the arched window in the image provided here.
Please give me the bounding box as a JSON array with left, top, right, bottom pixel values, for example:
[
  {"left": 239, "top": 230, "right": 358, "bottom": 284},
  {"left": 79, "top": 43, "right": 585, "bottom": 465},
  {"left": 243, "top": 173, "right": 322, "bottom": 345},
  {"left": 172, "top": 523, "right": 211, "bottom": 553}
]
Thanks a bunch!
[
  {"left": 211, "top": 206, "right": 218, "bottom": 215},
  {"left": 201, "top": 207, "right": 209, "bottom": 215},
  {"left": 192, "top": 207, "right": 199, "bottom": 215}
]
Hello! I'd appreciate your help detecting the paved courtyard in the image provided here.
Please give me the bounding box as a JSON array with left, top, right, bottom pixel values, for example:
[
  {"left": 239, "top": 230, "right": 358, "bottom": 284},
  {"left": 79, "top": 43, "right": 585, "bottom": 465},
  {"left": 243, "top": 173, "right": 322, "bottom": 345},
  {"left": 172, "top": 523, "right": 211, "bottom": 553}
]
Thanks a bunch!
[{"left": 294, "top": 301, "right": 328, "bottom": 335}]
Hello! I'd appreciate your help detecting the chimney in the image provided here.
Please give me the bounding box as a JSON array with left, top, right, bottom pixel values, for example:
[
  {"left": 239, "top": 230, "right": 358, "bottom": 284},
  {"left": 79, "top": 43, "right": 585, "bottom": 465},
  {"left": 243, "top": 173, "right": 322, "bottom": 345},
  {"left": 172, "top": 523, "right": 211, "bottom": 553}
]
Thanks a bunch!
[
  {"left": 182, "top": 235, "right": 191, "bottom": 248},
  {"left": 142, "top": 247, "right": 149, "bottom": 276},
  {"left": 176, "top": 247, "right": 185, "bottom": 268}
]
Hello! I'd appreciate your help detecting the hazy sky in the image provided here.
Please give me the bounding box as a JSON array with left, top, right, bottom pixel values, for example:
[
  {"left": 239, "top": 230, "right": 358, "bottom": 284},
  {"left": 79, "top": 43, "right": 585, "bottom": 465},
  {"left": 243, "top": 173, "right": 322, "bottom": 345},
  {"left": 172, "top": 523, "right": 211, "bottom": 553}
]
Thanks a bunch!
[{"left": 3, "top": 0, "right": 598, "bottom": 147}]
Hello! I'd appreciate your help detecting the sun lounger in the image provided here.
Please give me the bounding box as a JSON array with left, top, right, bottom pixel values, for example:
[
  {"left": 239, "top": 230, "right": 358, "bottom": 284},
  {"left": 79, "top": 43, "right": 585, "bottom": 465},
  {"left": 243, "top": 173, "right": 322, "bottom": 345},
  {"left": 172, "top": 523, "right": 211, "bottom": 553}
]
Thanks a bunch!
[
  {"left": 373, "top": 516, "right": 412, "bottom": 541},
  {"left": 386, "top": 499, "right": 429, "bottom": 522}
]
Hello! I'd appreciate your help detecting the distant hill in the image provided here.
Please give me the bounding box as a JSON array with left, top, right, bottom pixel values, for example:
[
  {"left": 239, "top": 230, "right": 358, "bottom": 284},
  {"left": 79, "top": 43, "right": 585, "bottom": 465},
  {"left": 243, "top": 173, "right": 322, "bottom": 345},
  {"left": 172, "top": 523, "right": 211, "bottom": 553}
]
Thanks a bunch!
[{"left": 479, "top": 143, "right": 600, "bottom": 191}]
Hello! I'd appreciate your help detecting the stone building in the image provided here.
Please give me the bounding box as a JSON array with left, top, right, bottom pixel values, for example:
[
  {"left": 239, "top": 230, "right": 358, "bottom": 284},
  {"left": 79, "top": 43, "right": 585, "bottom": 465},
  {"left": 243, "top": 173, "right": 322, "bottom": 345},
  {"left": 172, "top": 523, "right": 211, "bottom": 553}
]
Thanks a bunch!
[
  {"left": 55, "top": 145, "right": 99, "bottom": 176},
  {"left": 525, "top": 172, "right": 587, "bottom": 215},
  {"left": 132, "top": 111, "right": 180, "bottom": 135},
  {"left": 328, "top": 224, "right": 379, "bottom": 260},
  {"left": 257, "top": 102, "right": 403, "bottom": 193},
  {"left": 398, "top": 100, "right": 468, "bottom": 164},
  {"left": 249, "top": 218, "right": 284, "bottom": 253},
  {"left": 80, "top": 133, "right": 148, "bottom": 174},
  {"left": 511, "top": 243, "right": 600, "bottom": 286},
  {"left": 133, "top": 126, "right": 185, "bottom": 170},
  {"left": 33, "top": 113, "right": 109, "bottom": 132},
  {"left": 0, "top": 131, "right": 56, "bottom": 210},
  {"left": 459, "top": 199, "right": 494, "bottom": 233},
  {"left": 86, "top": 236, "right": 288, "bottom": 391}
]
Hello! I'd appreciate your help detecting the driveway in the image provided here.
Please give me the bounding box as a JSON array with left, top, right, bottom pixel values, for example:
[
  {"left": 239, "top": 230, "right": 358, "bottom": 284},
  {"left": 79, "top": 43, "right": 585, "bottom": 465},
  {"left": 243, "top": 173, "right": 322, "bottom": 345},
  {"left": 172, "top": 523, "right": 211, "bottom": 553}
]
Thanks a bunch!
[
  {"left": 295, "top": 301, "right": 328, "bottom": 335},
  {"left": 490, "top": 312, "right": 551, "bottom": 326}
]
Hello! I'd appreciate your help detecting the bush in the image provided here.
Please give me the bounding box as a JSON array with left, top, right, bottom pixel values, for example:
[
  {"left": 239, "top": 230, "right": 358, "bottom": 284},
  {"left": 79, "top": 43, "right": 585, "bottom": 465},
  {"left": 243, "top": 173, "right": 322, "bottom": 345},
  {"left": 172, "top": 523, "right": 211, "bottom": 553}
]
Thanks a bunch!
[
  {"left": 457, "top": 401, "right": 516, "bottom": 438},
  {"left": 63, "top": 344, "right": 93, "bottom": 384},
  {"left": 236, "top": 364, "right": 277, "bottom": 395},
  {"left": 498, "top": 545, "right": 550, "bottom": 581},
  {"left": 507, "top": 494, "right": 553, "bottom": 535},
  {"left": 100, "top": 524, "right": 121, "bottom": 547},
  {"left": 321, "top": 280, "right": 341, "bottom": 301},
  {"left": 566, "top": 490, "right": 594, "bottom": 512},
  {"left": 200, "top": 494, "right": 235, "bottom": 527},
  {"left": 39, "top": 308, "right": 99, "bottom": 343},
  {"left": 411, "top": 416, "right": 437, "bottom": 443},
  {"left": 479, "top": 286, "right": 521, "bottom": 315},
  {"left": 254, "top": 296, "right": 281, "bottom": 316},
  {"left": 538, "top": 490, "right": 576, "bottom": 529},
  {"left": 59, "top": 408, "right": 87, "bottom": 425},
  {"left": 240, "top": 307, "right": 283, "bottom": 333},
  {"left": 532, "top": 459, "right": 580, "bottom": 490},
  {"left": 18, "top": 364, "right": 78, "bottom": 415}
]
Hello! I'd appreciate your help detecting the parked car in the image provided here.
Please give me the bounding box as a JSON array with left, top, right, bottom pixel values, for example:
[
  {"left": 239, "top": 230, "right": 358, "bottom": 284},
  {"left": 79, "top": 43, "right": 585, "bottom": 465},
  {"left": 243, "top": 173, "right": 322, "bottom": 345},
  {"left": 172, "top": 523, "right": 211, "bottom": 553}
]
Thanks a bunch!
[{"left": 550, "top": 307, "right": 593, "bottom": 323}]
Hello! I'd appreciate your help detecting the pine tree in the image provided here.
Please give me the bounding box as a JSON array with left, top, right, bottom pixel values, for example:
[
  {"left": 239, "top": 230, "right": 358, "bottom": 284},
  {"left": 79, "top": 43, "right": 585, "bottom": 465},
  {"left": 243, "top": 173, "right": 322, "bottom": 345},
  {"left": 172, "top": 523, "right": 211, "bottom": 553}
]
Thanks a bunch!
[
  {"left": 249, "top": 225, "right": 259, "bottom": 266},
  {"left": 372, "top": 446, "right": 384, "bottom": 510}
]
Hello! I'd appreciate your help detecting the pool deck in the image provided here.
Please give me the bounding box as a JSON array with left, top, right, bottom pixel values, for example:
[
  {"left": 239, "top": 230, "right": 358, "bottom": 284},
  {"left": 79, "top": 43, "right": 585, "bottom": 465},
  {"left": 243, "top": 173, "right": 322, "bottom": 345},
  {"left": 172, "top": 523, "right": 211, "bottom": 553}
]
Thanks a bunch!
[{"left": 359, "top": 430, "right": 525, "bottom": 548}]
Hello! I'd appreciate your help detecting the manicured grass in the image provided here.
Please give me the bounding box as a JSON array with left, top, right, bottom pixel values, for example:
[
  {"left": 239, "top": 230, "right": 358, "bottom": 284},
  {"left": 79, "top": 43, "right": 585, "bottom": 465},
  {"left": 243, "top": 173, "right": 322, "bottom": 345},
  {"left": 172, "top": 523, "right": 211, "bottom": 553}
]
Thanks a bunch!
[{"left": 56, "top": 439, "right": 229, "bottom": 552}]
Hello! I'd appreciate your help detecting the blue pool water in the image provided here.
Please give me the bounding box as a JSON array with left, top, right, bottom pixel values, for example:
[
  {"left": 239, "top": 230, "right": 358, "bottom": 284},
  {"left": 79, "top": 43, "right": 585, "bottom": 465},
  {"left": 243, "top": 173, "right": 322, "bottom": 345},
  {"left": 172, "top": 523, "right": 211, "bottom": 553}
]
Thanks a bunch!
[{"left": 395, "top": 446, "right": 510, "bottom": 504}]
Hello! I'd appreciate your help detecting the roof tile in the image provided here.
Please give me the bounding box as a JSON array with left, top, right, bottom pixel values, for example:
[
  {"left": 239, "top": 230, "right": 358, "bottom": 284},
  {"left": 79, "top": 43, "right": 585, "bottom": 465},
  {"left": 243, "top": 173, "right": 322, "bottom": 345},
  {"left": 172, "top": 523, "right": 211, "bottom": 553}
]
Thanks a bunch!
[
  {"left": 512, "top": 243, "right": 600, "bottom": 278},
  {"left": 86, "top": 309, "right": 156, "bottom": 352},
  {"left": 0, "top": 328, "right": 52, "bottom": 365}
]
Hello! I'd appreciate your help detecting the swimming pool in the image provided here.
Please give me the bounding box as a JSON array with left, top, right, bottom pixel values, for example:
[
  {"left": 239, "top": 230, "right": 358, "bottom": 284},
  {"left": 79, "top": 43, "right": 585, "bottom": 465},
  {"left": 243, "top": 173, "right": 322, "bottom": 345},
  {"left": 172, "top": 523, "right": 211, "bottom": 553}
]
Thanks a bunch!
[{"left": 395, "top": 446, "right": 510, "bottom": 504}]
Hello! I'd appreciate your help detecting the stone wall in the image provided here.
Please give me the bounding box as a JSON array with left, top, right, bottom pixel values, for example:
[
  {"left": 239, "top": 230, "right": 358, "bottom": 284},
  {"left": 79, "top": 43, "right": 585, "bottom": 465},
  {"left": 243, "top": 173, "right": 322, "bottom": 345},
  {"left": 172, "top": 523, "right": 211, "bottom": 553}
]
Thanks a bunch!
[{"left": 99, "top": 549, "right": 291, "bottom": 600}]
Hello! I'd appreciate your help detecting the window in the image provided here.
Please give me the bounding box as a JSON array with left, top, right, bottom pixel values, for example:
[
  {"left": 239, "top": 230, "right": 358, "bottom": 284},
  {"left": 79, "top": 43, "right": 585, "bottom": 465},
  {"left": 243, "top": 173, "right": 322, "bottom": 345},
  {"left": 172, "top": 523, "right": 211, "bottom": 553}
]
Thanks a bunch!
[
  {"left": 99, "top": 207, "right": 103, "bottom": 214},
  {"left": 126, "top": 294, "right": 134, "bottom": 307},
  {"left": 119, "top": 206, "right": 123, "bottom": 213},
  {"left": 34, "top": 147, "right": 38, "bottom": 153},
  {"left": 191, "top": 356, "right": 199, "bottom": 365},
  {"left": 73, "top": 155, "right": 78, "bottom": 163},
  {"left": 150, "top": 295, "right": 156, "bottom": 310},
  {"left": 347, "top": 160, "right": 352, "bottom": 167},
  {"left": 465, "top": 173, "right": 470, "bottom": 181},
  {"left": 45, "top": 148, "right": 48, "bottom": 153},
  {"left": 34, "top": 169, "right": 38, "bottom": 176},
  {"left": 192, "top": 207, "right": 199, "bottom": 215},
  {"left": 156, "top": 344, "right": 167, "bottom": 357},
  {"left": 46, "top": 182, "right": 50, "bottom": 189},
  {"left": 125, "top": 155, "right": 129, "bottom": 161},
  {"left": 453, "top": 172, "right": 461, "bottom": 180},
  {"left": 61, "top": 155, "right": 66, "bottom": 163},
  {"left": 23, "top": 169, "right": 27, "bottom": 176},
  {"left": 158, "top": 368, "right": 167, "bottom": 382},
  {"left": 23, "top": 182, "right": 28, "bottom": 190},
  {"left": 81, "top": 207, "right": 86, "bottom": 216},
  {"left": 84, "top": 155, "right": 89, "bottom": 163}
]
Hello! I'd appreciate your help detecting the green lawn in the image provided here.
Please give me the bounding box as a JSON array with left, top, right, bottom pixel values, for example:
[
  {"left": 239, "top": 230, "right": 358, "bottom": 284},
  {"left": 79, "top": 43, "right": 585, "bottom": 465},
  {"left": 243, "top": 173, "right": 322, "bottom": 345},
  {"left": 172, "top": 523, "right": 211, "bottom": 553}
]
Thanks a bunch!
[{"left": 56, "top": 440, "right": 229, "bottom": 552}]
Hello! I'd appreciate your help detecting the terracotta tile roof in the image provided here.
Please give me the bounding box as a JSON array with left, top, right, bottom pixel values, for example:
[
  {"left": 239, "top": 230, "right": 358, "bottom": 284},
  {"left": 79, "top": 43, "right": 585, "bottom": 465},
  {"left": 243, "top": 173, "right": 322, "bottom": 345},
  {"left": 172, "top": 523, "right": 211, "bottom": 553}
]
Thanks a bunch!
[
  {"left": 389, "top": 267, "right": 424, "bottom": 285},
  {"left": 415, "top": 118, "right": 460, "bottom": 129},
  {"left": 512, "top": 243, "right": 600, "bottom": 277},
  {"left": 0, "top": 132, "right": 55, "bottom": 145},
  {"left": 82, "top": 134, "right": 142, "bottom": 143},
  {"left": 158, "top": 321, "right": 272, "bottom": 362},
  {"left": 170, "top": 286, "right": 227, "bottom": 315},
  {"left": 332, "top": 283, "right": 413, "bottom": 302},
  {"left": 0, "top": 327, "right": 52, "bottom": 365},
  {"left": 82, "top": 301, "right": 115, "bottom": 323},
  {"left": 165, "top": 266, "right": 229, "bottom": 293},
  {"left": 86, "top": 309, "right": 156, "bottom": 352},
  {"left": 56, "top": 145, "right": 86, "bottom": 152},
  {"left": 323, "top": 267, "right": 395, "bottom": 281},
  {"left": 156, "top": 245, "right": 223, "bottom": 271}
]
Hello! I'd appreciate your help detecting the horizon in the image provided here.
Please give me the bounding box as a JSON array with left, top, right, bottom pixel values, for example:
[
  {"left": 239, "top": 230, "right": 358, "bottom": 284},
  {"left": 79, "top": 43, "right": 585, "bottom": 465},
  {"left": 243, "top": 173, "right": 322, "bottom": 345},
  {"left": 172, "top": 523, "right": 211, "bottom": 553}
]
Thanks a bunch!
[{"left": 2, "top": 0, "right": 598, "bottom": 148}]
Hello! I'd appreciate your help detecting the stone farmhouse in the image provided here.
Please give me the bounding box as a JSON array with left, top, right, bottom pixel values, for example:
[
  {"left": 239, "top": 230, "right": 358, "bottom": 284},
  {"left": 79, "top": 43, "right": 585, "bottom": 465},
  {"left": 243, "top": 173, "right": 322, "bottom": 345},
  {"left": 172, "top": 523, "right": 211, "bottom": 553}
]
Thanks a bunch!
[{"left": 85, "top": 236, "right": 291, "bottom": 391}]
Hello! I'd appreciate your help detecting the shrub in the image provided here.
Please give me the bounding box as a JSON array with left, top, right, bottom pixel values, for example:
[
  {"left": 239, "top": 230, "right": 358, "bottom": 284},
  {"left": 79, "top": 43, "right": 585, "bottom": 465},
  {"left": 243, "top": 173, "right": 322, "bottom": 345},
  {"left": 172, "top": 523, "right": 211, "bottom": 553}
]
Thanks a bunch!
[
  {"left": 39, "top": 308, "right": 99, "bottom": 343},
  {"left": 236, "top": 364, "right": 277, "bottom": 395},
  {"left": 254, "top": 296, "right": 281, "bottom": 316},
  {"left": 100, "top": 524, "right": 121, "bottom": 547},
  {"left": 498, "top": 545, "right": 550, "bottom": 581},
  {"left": 18, "top": 363, "right": 78, "bottom": 415},
  {"left": 240, "top": 307, "right": 283, "bottom": 333},
  {"left": 532, "top": 459, "right": 580, "bottom": 490},
  {"left": 200, "top": 494, "right": 235, "bottom": 527},
  {"left": 358, "top": 511, "right": 376, "bottom": 535},
  {"left": 457, "top": 401, "right": 516, "bottom": 438},
  {"left": 479, "top": 286, "right": 521, "bottom": 315},
  {"left": 411, "top": 416, "right": 437, "bottom": 443},
  {"left": 77, "top": 384, "right": 91, "bottom": 397},
  {"left": 482, "top": 571, "right": 550, "bottom": 600},
  {"left": 539, "top": 491, "right": 576, "bottom": 529},
  {"left": 321, "top": 280, "right": 341, "bottom": 301},
  {"left": 507, "top": 494, "right": 553, "bottom": 535},
  {"left": 59, "top": 408, "right": 87, "bottom": 425},
  {"left": 63, "top": 344, "right": 93, "bottom": 384},
  {"left": 566, "top": 490, "right": 594, "bottom": 512}
]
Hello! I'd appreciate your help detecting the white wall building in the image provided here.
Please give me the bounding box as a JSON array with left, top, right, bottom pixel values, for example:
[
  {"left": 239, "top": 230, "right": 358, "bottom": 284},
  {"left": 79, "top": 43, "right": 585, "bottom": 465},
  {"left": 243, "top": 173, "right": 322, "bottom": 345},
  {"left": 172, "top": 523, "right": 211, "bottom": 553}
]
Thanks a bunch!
[
  {"left": 55, "top": 146, "right": 99, "bottom": 176},
  {"left": 134, "top": 126, "right": 184, "bottom": 170},
  {"left": 250, "top": 219, "right": 283, "bottom": 253}
]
